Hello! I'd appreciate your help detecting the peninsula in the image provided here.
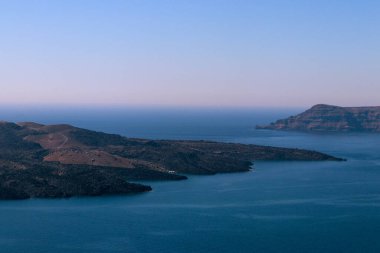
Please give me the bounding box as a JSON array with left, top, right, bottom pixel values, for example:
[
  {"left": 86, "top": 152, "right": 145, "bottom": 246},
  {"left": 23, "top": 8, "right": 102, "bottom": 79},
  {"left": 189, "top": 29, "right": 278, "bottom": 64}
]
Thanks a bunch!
[
  {"left": 0, "top": 121, "right": 343, "bottom": 199},
  {"left": 257, "top": 104, "right": 380, "bottom": 132}
]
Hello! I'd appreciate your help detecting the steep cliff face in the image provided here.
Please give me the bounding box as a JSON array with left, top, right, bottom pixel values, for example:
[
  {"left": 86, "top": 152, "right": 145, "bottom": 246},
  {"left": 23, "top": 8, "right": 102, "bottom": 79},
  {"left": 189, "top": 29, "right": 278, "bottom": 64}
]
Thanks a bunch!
[{"left": 257, "top": 104, "right": 380, "bottom": 132}]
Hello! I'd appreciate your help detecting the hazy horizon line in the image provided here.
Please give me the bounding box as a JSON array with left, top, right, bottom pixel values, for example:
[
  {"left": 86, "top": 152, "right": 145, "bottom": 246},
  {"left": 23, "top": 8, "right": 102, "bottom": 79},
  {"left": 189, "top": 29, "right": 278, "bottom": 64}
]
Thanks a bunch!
[{"left": 1, "top": 102, "right": 378, "bottom": 110}]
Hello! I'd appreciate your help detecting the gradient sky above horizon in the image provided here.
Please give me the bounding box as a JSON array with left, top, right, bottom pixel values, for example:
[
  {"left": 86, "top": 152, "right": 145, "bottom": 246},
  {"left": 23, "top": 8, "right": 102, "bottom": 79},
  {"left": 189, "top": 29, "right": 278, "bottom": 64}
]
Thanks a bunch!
[{"left": 0, "top": 0, "right": 379, "bottom": 107}]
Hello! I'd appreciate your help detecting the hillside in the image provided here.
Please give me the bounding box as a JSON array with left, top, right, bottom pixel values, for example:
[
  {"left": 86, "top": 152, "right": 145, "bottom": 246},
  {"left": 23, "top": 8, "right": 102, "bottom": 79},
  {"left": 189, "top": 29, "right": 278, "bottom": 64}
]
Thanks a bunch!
[
  {"left": 257, "top": 104, "right": 380, "bottom": 132},
  {"left": 0, "top": 121, "right": 344, "bottom": 199}
]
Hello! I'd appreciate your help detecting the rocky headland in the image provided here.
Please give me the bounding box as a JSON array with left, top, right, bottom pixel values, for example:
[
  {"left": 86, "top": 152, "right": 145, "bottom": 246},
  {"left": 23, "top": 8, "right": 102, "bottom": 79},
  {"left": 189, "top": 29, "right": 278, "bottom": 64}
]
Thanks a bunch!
[
  {"left": 0, "top": 121, "right": 344, "bottom": 199},
  {"left": 257, "top": 104, "right": 380, "bottom": 132}
]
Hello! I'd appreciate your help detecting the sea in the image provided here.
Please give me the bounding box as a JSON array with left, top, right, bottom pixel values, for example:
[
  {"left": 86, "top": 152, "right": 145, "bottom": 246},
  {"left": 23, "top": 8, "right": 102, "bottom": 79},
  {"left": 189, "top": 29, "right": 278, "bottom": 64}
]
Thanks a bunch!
[{"left": 0, "top": 106, "right": 380, "bottom": 253}]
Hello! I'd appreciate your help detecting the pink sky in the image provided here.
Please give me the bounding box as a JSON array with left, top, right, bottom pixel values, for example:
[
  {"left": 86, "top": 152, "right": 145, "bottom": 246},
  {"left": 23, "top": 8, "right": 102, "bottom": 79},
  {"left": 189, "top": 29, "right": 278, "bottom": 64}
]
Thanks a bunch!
[{"left": 1, "top": 1, "right": 379, "bottom": 107}]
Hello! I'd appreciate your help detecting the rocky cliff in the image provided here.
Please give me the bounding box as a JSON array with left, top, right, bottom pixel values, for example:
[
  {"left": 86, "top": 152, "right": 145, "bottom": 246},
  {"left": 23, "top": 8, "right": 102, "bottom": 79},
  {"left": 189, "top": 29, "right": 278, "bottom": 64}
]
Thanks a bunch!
[{"left": 257, "top": 104, "right": 380, "bottom": 132}]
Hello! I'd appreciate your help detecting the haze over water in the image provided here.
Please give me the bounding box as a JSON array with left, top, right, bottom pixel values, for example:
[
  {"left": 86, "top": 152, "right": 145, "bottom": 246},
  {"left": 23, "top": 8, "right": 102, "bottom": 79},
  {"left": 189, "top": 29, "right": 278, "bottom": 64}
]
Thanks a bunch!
[{"left": 0, "top": 108, "right": 380, "bottom": 253}]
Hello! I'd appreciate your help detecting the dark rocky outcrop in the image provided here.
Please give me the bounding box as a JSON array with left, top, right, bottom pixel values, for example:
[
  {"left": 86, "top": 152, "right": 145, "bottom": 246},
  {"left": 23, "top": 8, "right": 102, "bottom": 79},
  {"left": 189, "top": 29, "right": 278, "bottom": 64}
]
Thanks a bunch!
[
  {"left": 257, "top": 104, "right": 380, "bottom": 132},
  {"left": 0, "top": 121, "right": 344, "bottom": 199},
  {"left": 0, "top": 165, "right": 152, "bottom": 200}
]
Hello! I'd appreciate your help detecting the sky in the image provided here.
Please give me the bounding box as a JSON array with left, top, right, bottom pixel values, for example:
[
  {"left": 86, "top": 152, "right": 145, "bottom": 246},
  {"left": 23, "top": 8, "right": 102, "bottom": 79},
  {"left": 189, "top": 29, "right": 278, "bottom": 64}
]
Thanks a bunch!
[{"left": 0, "top": 0, "right": 379, "bottom": 107}]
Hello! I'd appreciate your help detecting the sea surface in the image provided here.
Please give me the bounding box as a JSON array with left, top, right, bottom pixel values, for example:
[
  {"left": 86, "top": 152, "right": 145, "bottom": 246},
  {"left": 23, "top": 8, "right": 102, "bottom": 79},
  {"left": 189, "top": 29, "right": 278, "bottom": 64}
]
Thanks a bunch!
[{"left": 0, "top": 107, "right": 380, "bottom": 253}]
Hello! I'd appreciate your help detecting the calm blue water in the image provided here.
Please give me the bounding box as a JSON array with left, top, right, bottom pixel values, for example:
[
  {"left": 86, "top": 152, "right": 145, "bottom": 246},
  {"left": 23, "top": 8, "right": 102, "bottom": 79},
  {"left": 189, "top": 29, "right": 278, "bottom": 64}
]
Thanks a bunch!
[{"left": 1, "top": 107, "right": 380, "bottom": 253}]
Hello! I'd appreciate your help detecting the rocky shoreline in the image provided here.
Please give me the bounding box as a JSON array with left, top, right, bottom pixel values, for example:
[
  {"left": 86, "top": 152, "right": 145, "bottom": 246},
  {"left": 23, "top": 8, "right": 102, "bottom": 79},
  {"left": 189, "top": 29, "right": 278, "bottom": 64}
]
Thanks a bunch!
[
  {"left": 257, "top": 104, "right": 380, "bottom": 132},
  {"left": 0, "top": 121, "right": 344, "bottom": 200}
]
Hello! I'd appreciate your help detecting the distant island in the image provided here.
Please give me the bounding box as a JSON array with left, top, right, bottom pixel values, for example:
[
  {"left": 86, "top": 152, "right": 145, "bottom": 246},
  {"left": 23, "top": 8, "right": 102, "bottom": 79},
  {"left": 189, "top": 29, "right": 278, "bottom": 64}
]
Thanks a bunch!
[
  {"left": 0, "top": 121, "right": 343, "bottom": 200},
  {"left": 257, "top": 104, "right": 380, "bottom": 132}
]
